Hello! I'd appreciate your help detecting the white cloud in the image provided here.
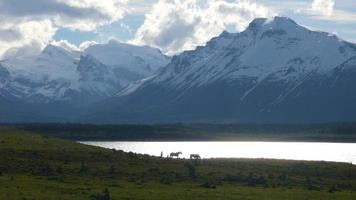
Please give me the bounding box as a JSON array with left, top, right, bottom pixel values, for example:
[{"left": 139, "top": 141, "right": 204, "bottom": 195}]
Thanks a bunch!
[
  {"left": 1, "top": 20, "right": 57, "bottom": 59},
  {"left": 0, "top": 0, "right": 127, "bottom": 59},
  {"left": 0, "top": 0, "right": 128, "bottom": 31},
  {"left": 311, "top": 0, "right": 335, "bottom": 16},
  {"left": 305, "top": 0, "right": 356, "bottom": 22},
  {"left": 131, "top": 0, "right": 275, "bottom": 55},
  {"left": 125, "top": 0, "right": 157, "bottom": 14},
  {"left": 54, "top": 0, "right": 128, "bottom": 31},
  {"left": 312, "top": 9, "right": 356, "bottom": 22}
]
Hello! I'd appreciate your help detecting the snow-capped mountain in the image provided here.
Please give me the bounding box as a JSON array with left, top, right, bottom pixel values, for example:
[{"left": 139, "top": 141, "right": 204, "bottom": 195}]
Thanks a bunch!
[
  {"left": 0, "top": 41, "right": 170, "bottom": 122},
  {"left": 1, "top": 45, "right": 81, "bottom": 103},
  {"left": 0, "top": 64, "right": 10, "bottom": 86},
  {"left": 6, "top": 44, "right": 80, "bottom": 82},
  {"left": 2, "top": 16, "right": 356, "bottom": 123},
  {"left": 87, "top": 17, "right": 356, "bottom": 123},
  {"left": 85, "top": 40, "right": 170, "bottom": 80}
]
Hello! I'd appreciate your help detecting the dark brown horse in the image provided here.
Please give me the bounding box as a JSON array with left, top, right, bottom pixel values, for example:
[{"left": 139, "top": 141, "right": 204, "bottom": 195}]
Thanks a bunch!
[
  {"left": 170, "top": 152, "right": 182, "bottom": 158},
  {"left": 190, "top": 154, "right": 201, "bottom": 160}
]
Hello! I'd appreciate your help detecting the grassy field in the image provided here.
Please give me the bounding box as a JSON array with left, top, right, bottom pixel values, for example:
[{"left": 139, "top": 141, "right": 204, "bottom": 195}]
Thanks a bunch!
[
  {"left": 9, "top": 122, "right": 356, "bottom": 142},
  {"left": 1, "top": 126, "right": 356, "bottom": 199}
]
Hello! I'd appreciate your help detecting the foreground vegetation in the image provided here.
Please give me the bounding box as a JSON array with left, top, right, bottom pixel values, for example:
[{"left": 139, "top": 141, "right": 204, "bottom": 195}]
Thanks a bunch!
[
  {"left": 9, "top": 122, "right": 356, "bottom": 142},
  {"left": 1, "top": 126, "right": 356, "bottom": 200}
]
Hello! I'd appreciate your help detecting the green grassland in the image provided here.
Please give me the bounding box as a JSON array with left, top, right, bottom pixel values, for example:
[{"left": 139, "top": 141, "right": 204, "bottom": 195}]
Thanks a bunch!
[
  {"left": 9, "top": 122, "right": 356, "bottom": 142},
  {"left": 1, "top": 126, "right": 356, "bottom": 200}
]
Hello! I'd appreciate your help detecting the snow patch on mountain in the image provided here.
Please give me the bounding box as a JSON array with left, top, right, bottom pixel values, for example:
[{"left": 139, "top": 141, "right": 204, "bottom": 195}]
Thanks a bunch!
[
  {"left": 85, "top": 40, "right": 170, "bottom": 77},
  {"left": 165, "top": 17, "right": 354, "bottom": 85},
  {"left": 3, "top": 44, "right": 80, "bottom": 82},
  {"left": 118, "top": 17, "right": 356, "bottom": 99},
  {"left": 0, "top": 40, "right": 171, "bottom": 103}
]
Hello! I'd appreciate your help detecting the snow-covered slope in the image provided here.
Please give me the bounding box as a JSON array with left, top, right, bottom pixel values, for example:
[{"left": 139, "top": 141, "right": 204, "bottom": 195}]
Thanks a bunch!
[
  {"left": 141, "top": 17, "right": 355, "bottom": 90},
  {"left": 88, "top": 17, "right": 356, "bottom": 123},
  {"left": 2, "top": 16, "right": 356, "bottom": 123},
  {"left": 0, "top": 64, "right": 10, "bottom": 87},
  {"left": 1, "top": 45, "right": 80, "bottom": 102},
  {"left": 5, "top": 44, "right": 80, "bottom": 82},
  {"left": 0, "top": 41, "right": 170, "bottom": 122},
  {"left": 85, "top": 40, "right": 170, "bottom": 78},
  {"left": 0, "top": 40, "right": 170, "bottom": 102}
]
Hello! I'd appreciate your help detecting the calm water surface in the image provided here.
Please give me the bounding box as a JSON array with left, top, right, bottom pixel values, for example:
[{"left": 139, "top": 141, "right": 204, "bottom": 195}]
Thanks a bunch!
[{"left": 81, "top": 141, "right": 356, "bottom": 163}]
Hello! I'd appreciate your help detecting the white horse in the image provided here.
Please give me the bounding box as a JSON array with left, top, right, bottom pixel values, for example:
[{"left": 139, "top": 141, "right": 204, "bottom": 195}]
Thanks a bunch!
[
  {"left": 170, "top": 152, "right": 182, "bottom": 158},
  {"left": 190, "top": 154, "right": 201, "bottom": 160}
]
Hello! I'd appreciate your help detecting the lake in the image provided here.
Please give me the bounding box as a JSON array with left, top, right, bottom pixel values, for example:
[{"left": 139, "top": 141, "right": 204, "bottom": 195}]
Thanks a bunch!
[{"left": 81, "top": 141, "right": 356, "bottom": 163}]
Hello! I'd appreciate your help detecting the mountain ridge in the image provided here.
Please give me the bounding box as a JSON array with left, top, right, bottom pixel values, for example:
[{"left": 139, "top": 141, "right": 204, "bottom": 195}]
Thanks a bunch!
[
  {"left": 1, "top": 16, "right": 356, "bottom": 123},
  {"left": 85, "top": 16, "right": 356, "bottom": 123},
  {"left": 0, "top": 40, "right": 170, "bottom": 122}
]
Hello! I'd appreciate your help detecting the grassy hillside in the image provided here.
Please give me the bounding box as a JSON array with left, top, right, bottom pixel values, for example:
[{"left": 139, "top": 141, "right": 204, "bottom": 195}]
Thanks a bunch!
[
  {"left": 1, "top": 126, "right": 356, "bottom": 200},
  {"left": 9, "top": 122, "right": 356, "bottom": 142}
]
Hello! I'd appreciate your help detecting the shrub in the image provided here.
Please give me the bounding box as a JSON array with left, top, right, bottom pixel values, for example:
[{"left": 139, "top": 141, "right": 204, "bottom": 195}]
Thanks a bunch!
[
  {"left": 201, "top": 180, "right": 217, "bottom": 189},
  {"left": 56, "top": 166, "right": 63, "bottom": 174},
  {"left": 328, "top": 184, "right": 337, "bottom": 193},
  {"left": 79, "top": 162, "right": 88, "bottom": 173},
  {"left": 278, "top": 173, "right": 288, "bottom": 181},
  {"left": 184, "top": 163, "right": 196, "bottom": 179},
  {"left": 224, "top": 173, "right": 267, "bottom": 187},
  {"left": 89, "top": 188, "right": 110, "bottom": 200},
  {"left": 160, "top": 176, "right": 172, "bottom": 185},
  {"left": 38, "top": 164, "right": 54, "bottom": 176},
  {"left": 306, "top": 176, "right": 319, "bottom": 191},
  {"left": 108, "top": 165, "right": 116, "bottom": 174}
]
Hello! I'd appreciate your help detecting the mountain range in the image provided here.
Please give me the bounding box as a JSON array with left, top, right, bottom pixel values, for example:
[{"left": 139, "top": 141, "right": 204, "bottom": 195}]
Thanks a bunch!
[
  {"left": 1, "top": 17, "right": 356, "bottom": 123},
  {"left": 0, "top": 40, "right": 170, "bottom": 122}
]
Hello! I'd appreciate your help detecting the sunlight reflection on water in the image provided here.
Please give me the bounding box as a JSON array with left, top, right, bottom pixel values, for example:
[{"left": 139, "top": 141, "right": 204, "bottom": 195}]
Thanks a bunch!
[{"left": 80, "top": 141, "right": 356, "bottom": 163}]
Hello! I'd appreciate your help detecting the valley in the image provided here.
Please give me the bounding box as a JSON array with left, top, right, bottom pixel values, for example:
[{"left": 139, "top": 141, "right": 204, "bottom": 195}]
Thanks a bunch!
[
  {"left": 2, "top": 1, "right": 356, "bottom": 199},
  {"left": 11, "top": 122, "right": 356, "bottom": 142},
  {"left": 1, "top": 126, "right": 356, "bottom": 200}
]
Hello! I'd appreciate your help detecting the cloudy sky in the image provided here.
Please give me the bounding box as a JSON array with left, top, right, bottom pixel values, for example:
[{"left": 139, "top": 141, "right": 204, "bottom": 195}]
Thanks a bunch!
[{"left": 1, "top": 0, "right": 356, "bottom": 59}]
